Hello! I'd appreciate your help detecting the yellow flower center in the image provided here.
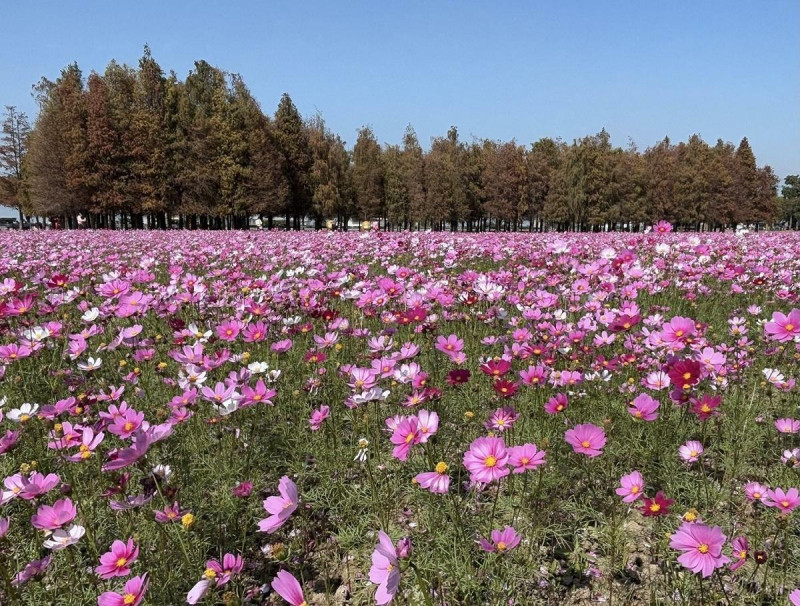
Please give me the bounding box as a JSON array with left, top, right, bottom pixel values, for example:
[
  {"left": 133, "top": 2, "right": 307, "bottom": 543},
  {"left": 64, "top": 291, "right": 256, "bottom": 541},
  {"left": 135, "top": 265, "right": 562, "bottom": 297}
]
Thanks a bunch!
[
  {"left": 405, "top": 433, "right": 414, "bottom": 444},
  {"left": 630, "top": 486, "right": 639, "bottom": 494},
  {"left": 675, "top": 330, "right": 684, "bottom": 337},
  {"left": 496, "top": 541, "right": 507, "bottom": 551},
  {"left": 124, "top": 422, "right": 134, "bottom": 431},
  {"left": 689, "top": 450, "right": 698, "bottom": 457},
  {"left": 781, "top": 500, "right": 790, "bottom": 508},
  {"left": 520, "top": 457, "right": 530, "bottom": 465},
  {"left": 581, "top": 441, "right": 591, "bottom": 448},
  {"left": 484, "top": 456, "right": 497, "bottom": 468},
  {"left": 682, "top": 372, "right": 691, "bottom": 380},
  {"left": 698, "top": 544, "right": 709, "bottom": 554},
  {"left": 116, "top": 557, "right": 127, "bottom": 567},
  {"left": 123, "top": 594, "right": 136, "bottom": 605},
  {"left": 649, "top": 503, "right": 661, "bottom": 512},
  {"left": 738, "top": 550, "right": 747, "bottom": 559},
  {"left": 435, "top": 461, "right": 448, "bottom": 474},
  {"left": 700, "top": 405, "right": 711, "bottom": 413},
  {"left": 204, "top": 568, "right": 217, "bottom": 579},
  {"left": 753, "top": 492, "right": 761, "bottom": 499},
  {"left": 20, "top": 414, "right": 30, "bottom": 423},
  {"left": 786, "top": 324, "right": 794, "bottom": 331},
  {"left": 386, "top": 563, "right": 394, "bottom": 572}
]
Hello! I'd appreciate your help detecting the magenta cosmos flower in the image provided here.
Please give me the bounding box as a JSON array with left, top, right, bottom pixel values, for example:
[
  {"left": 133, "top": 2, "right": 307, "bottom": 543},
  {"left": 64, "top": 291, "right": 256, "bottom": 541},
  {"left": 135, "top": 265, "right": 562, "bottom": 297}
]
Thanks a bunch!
[
  {"left": 258, "top": 476, "right": 298, "bottom": 533},
  {"left": 389, "top": 416, "right": 421, "bottom": 461},
  {"left": 616, "top": 471, "right": 645, "bottom": 503},
  {"left": 95, "top": 537, "right": 139, "bottom": 579},
  {"left": 764, "top": 309, "right": 800, "bottom": 342},
  {"left": 271, "top": 570, "right": 307, "bottom": 605},
  {"left": 729, "top": 536, "right": 749, "bottom": 571},
  {"left": 763, "top": 487, "right": 800, "bottom": 515},
  {"left": 564, "top": 424, "right": 606, "bottom": 458},
  {"left": 628, "top": 394, "right": 659, "bottom": 421},
  {"left": 462, "top": 436, "right": 510, "bottom": 483},
  {"left": 669, "top": 522, "right": 730, "bottom": 577},
  {"left": 98, "top": 573, "right": 149, "bottom": 606},
  {"left": 479, "top": 526, "right": 521, "bottom": 553},
  {"left": 507, "top": 443, "right": 546, "bottom": 473}
]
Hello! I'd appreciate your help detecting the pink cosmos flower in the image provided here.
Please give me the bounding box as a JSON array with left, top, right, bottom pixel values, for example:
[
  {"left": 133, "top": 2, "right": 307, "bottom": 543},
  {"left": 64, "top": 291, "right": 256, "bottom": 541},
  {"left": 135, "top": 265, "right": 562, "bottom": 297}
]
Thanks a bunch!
[
  {"left": 414, "top": 462, "right": 451, "bottom": 494},
  {"left": 775, "top": 418, "right": 800, "bottom": 434},
  {"left": 479, "top": 526, "right": 521, "bottom": 553},
  {"left": 95, "top": 537, "right": 139, "bottom": 579},
  {"left": 98, "top": 573, "right": 149, "bottom": 606},
  {"left": 669, "top": 522, "right": 730, "bottom": 577},
  {"left": 102, "top": 429, "right": 153, "bottom": 472},
  {"left": 232, "top": 481, "right": 253, "bottom": 497},
  {"left": 507, "top": 443, "right": 546, "bottom": 473},
  {"left": 462, "top": 436, "right": 510, "bottom": 483},
  {"left": 309, "top": 405, "right": 330, "bottom": 431},
  {"left": 764, "top": 309, "right": 800, "bottom": 342},
  {"left": 271, "top": 339, "right": 293, "bottom": 354},
  {"left": 12, "top": 555, "right": 52, "bottom": 587},
  {"left": 369, "top": 531, "right": 400, "bottom": 605},
  {"left": 31, "top": 498, "right": 77, "bottom": 530},
  {"left": 258, "top": 476, "right": 298, "bottom": 533},
  {"left": 729, "top": 536, "right": 749, "bottom": 571},
  {"left": 679, "top": 440, "right": 704, "bottom": 463},
  {"left": 271, "top": 570, "right": 307, "bottom": 606},
  {"left": 0, "top": 516, "right": 9, "bottom": 538},
  {"left": 745, "top": 482, "right": 768, "bottom": 502},
  {"left": 763, "top": 487, "right": 800, "bottom": 514},
  {"left": 0, "top": 430, "right": 19, "bottom": 455},
  {"left": 66, "top": 427, "right": 105, "bottom": 462},
  {"left": 239, "top": 379, "right": 276, "bottom": 408},
  {"left": 544, "top": 393, "right": 568, "bottom": 415},
  {"left": 415, "top": 410, "right": 438, "bottom": 443},
  {"left": 485, "top": 406, "right": 519, "bottom": 431},
  {"left": 435, "top": 334, "right": 463, "bottom": 354},
  {"left": 616, "top": 471, "right": 645, "bottom": 503},
  {"left": 390, "top": 416, "right": 421, "bottom": 461},
  {"left": 790, "top": 589, "right": 800, "bottom": 606},
  {"left": 660, "top": 316, "right": 696, "bottom": 345},
  {"left": 628, "top": 394, "right": 659, "bottom": 421},
  {"left": 20, "top": 472, "right": 61, "bottom": 500},
  {"left": 154, "top": 501, "right": 188, "bottom": 523},
  {"left": 564, "top": 424, "right": 606, "bottom": 458}
]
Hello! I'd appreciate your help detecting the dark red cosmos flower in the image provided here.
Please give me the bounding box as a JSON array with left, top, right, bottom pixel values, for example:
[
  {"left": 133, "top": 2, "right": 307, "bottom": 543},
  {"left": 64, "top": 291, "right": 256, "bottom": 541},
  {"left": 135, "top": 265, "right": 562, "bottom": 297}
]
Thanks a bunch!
[
  {"left": 493, "top": 380, "right": 518, "bottom": 398},
  {"left": 642, "top": 491, "right": 674, "bottom": 517},
  {"left": 47, "top": 273, "right": 69, "bottom": 288},
  {"left": 667, "top": 359, "right": 704, "bottom": 391},
  {"left": 611, "top": 314, "right": 641, "bottom": 332},
  {"left": 447, "top": 369, "right": 471, "bottom": 386},
  {"left": 303, "top": 350, "right": 326, "bottom": 364},
  {"left": 690, "top": 394, "right": 722, "bottom": 420}
]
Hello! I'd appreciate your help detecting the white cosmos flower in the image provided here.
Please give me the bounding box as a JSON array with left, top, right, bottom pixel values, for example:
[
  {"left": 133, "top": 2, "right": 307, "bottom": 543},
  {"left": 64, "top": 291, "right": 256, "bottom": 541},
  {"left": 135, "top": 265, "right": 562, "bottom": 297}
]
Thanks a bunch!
[
  {"left": 7, "top": 403, "right": 39, "bottom": 422},
  {"left": 213, "top": 398, "right": 239, "bottom": 416},
  {"left": 152, "top": 464, "right": 173, "bottom": 480},
  {"left": 43, "top": 525, "right": 85, "bottom": 550},
  {"left": 77, "top": 357, "right": 102, "bottom": 371},
  {"left": 265, "top": 370, "right": 282, "bottom": 383},
  {"left": 81, "top": 307, "right": 100, "bottom": 322},
  {"left": 763, "top": 368, "right": 785, "bottom": 385},
  {"left": 22, "top": 326, "right": 51, "bottom": 342},
  {"left": 247, "top": 361, "right": 269, "bottom": 374}
]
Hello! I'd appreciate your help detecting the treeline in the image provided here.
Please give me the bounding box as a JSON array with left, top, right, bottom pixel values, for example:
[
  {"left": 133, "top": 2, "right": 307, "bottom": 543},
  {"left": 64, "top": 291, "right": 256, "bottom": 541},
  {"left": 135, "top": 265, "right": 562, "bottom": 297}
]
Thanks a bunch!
[{"left": 1, "top": 47, "right": 796, "bottom": 231}]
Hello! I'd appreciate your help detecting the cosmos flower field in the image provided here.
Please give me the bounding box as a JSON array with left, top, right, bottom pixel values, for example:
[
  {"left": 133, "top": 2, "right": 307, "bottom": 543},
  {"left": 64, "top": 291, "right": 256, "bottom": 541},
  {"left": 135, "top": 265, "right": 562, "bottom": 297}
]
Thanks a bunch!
[{"left": 1, "top": 225, "right": 800, "bottom": 605}]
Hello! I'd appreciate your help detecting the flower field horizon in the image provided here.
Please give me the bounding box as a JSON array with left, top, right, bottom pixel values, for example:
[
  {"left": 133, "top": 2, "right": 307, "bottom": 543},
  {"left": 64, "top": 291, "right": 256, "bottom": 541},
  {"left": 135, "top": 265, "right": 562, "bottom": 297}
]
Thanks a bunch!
[{"left": 1, "top": 225, "right": 799, "bottom": 605}]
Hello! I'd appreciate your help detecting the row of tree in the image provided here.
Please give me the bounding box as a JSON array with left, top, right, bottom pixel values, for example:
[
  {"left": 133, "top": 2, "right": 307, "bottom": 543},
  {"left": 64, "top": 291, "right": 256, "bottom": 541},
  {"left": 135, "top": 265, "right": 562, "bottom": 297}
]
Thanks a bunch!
[{"left": 1, "top": 48, "right": 797, "bottom": 231}]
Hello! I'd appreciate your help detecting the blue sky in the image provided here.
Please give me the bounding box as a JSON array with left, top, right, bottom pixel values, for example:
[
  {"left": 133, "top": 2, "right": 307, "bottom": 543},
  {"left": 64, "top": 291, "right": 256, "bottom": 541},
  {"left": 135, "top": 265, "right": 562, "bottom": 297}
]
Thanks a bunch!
[{"left": 3, "top": 0, "right": 799, "bottom": 182}]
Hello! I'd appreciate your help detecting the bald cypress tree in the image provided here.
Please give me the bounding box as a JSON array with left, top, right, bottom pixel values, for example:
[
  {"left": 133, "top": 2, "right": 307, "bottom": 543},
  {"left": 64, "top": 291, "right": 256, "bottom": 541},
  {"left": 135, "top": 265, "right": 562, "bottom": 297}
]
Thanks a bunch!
[{"left": 274, "top": 94, "right": 312, "bottom": 229}]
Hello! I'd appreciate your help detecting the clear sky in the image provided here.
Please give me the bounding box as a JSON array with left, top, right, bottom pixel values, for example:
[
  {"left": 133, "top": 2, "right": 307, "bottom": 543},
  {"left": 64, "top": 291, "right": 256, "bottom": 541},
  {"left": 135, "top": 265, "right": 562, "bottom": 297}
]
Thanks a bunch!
[{"left": 3, "top": 0, "right": 799, "bottom": 182}]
